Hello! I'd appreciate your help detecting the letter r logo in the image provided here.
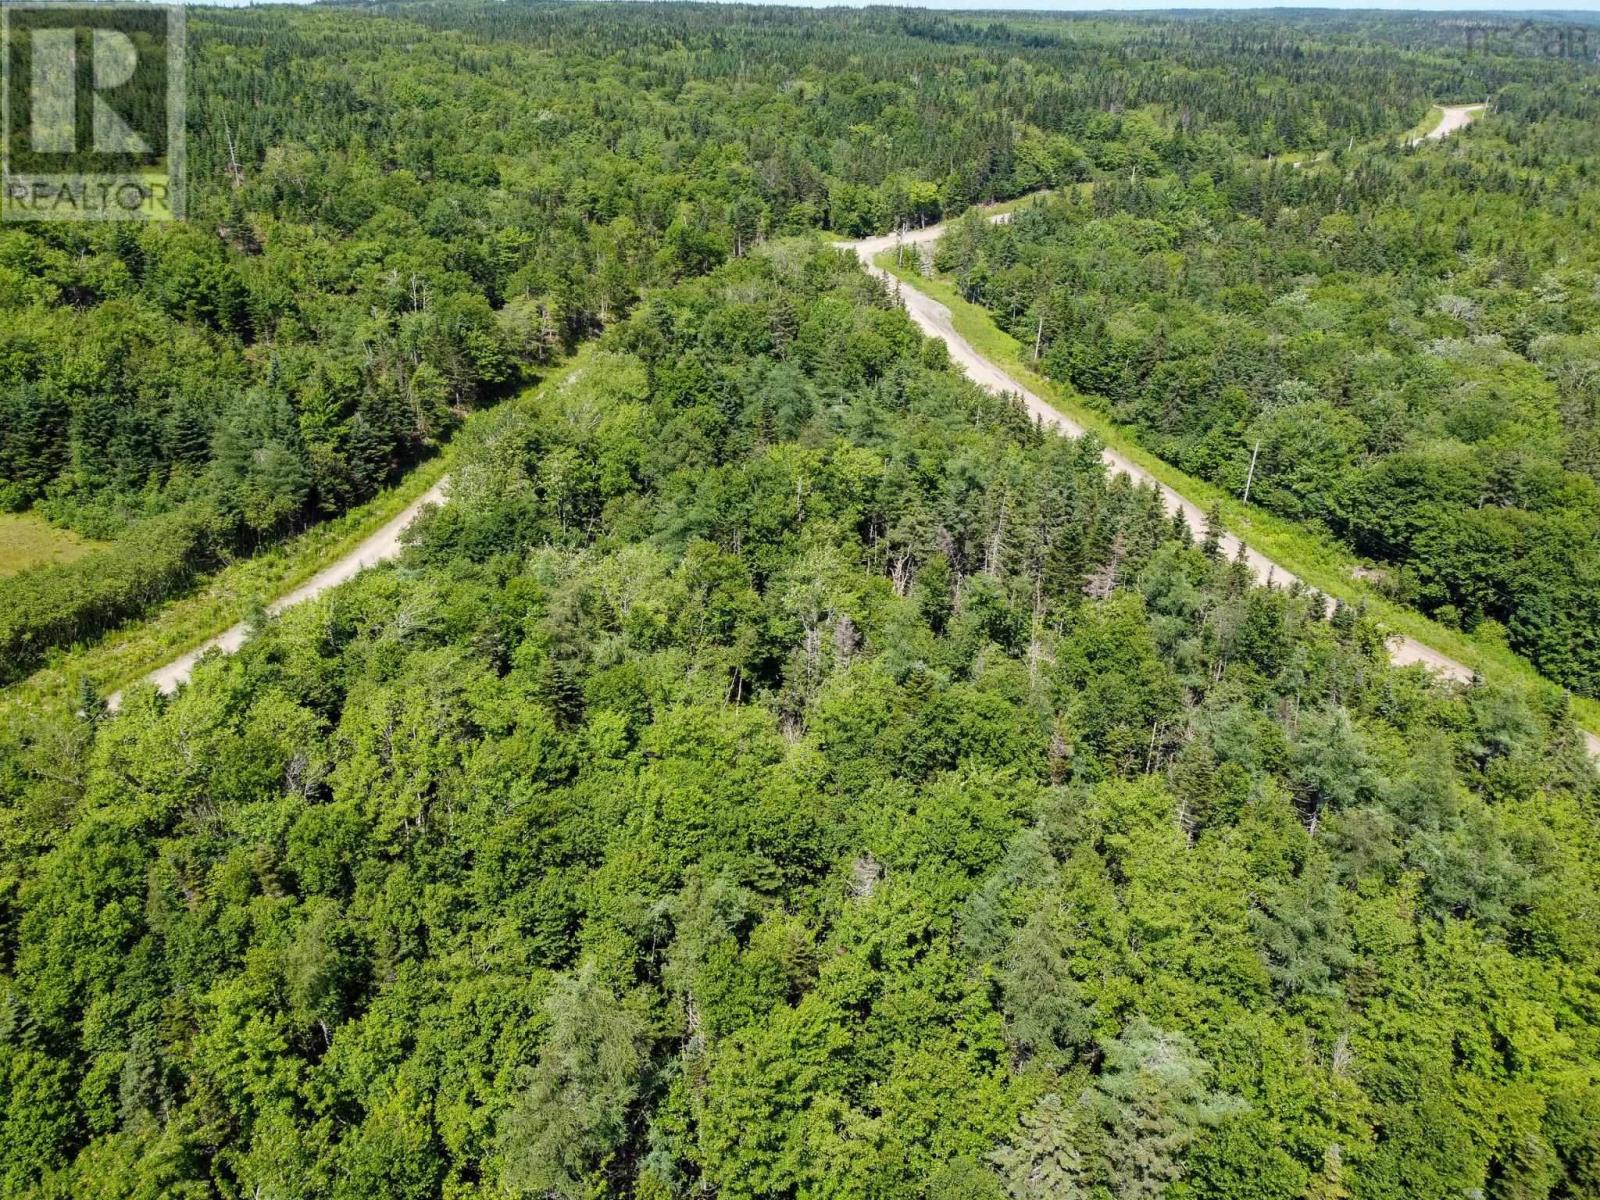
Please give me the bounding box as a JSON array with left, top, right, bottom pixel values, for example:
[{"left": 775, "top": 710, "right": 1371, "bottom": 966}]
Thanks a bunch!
[
  {"left": 28, "top": 24, "right": 148, "bottom": 154},
  {"left": 2, "top": 4, "right": 186, "bottom": 222}
]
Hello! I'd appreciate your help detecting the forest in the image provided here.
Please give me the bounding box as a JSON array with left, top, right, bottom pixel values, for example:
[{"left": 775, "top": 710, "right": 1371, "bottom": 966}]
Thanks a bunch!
[
  {"left": 6, "top": 235, "right": 1600, "bottom": 1200},
  {"left": 4, "top": 4, "right": 1600, "bottom": 1200}
]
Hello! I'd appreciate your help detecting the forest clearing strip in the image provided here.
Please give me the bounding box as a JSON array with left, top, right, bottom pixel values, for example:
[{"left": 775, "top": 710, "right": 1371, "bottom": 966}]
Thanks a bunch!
[
  {"left": 862, "top": 250, "right": 1600, "bottom": 759},
  {"left": 79, "top": 104, "right": 1600, "bottom": 760},
  {"left": 844, "top": 104, "right": 1600, "bottom": 760},
  {"left": 103, "top": 476, "right": 450, "bottom": 712},
  {"left": 0, "top": 452, "right": 455, "bottom": 723},
  {"left": 1410, "top": 103, "right": 1487, "bottom": 145},
  {"left": 25, "top": 356, "right": 547, "bottom": 714}
]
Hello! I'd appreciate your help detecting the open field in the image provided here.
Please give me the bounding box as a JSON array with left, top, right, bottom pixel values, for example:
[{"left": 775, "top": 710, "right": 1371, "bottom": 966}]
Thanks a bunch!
[
  {"left": 0, "top": 512, "right": 105, "bottom": 577},
  {"left": 0, "top": 352, "right": 581, "bottom": 719},
  {"left": 0, "top": 455, "right": 450, "bottom": 718}
]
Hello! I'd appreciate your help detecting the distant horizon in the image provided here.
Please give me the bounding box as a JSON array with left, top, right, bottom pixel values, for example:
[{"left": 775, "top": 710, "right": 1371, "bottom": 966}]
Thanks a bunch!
[
  {"left": 226, "top": 0, "right": 1600, "bottom": 14},
  {"left": 694, "top": 1, "right": 1600, "bottom": 11},
  {"left": 216, "top": 0, "right": 1600, "bottom": 12}
]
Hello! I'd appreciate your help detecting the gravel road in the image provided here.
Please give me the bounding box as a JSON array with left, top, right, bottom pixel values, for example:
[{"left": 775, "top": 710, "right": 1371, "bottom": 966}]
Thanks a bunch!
[
  {"left": 105, "top": 477, "right": 449, "bottom": 711},
  {"left": 841, "top": 103, "right": 1599, "bottom": 762},
  {"left": 110, "top": 103, "right": 1597, "bottom": 759},
  {"left": 1413, "top": 103, "right": 1487, "bottom": 144}
]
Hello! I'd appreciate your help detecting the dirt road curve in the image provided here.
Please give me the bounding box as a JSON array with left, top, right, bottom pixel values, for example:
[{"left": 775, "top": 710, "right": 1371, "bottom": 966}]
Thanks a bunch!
[
  {"left": 842, "top": 104, "right": 1598, "bottom": 762},
  {"left": 104, "top": 477, "right": 450, "bottom": 712},
  {"left": 1413, "top": 103, "right": 1487, "bottom": 145},
  {"left": 845, "top": 225, "right": 1465, "bottom": 663}
]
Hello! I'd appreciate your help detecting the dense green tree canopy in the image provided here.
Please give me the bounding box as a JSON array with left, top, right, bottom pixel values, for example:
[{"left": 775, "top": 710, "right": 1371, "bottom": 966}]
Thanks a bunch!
[
  {"left": 0, "top": 0, "right": 1568, "bottom": 678},
  {"left": 4, "top": 243, "right": 1599, "bottom": 1200},
  {"left": 4, "top": 7, "right": 1600, "bottom": 1198}
]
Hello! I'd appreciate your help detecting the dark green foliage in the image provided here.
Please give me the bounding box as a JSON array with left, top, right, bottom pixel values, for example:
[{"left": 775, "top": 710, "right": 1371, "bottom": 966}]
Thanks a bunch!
[
  {"left": 0, "top": 0, "right": 1559, "bottom": 672},
  {"left": 0, "top": 509, "right": 213, "bottom": 683}
]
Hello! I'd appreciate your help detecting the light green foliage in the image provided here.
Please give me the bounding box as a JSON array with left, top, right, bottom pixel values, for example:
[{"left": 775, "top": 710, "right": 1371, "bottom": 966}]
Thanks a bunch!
[
  {"left": 4, "top": 241, "right": 1596, "bottom": 1200},
  {"left": 994, "top": 1024, "right": 1244, "bottom": 1200},
  {"left": 498, "top": 964, "right": 649, "bottom": 1199},
  {"left": 1089, "top": 1022, "right": 1247, "bottom": 1200},
  {"left": 0, "top": 513, "right": 102, "bottom": 577},
  {"left": 992, "top": 1093, "right": 1091, "bottom": 1199}
]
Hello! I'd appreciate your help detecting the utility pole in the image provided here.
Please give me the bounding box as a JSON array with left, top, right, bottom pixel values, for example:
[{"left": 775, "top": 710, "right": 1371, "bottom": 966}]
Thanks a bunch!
[
  {"left": 1033, "top": 309, "right": 1044, "bottom": 363},
  {"left": 1241, "top": 438, "right": 1262, "bottom": 505}
]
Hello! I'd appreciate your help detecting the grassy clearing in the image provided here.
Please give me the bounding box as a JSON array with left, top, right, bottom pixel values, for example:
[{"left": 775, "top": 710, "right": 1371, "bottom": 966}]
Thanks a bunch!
[
  {"left": 975, "top": 190, "right": 1060, "bottom": 219},
  {"left": 968, "top": 182, "right": 1095, "bottom": 220},
  {"left": 2, "top": 351, "right": 583, "bottom": 718},
  {"left": 0, "top": 512, "right": 105, "bottom": 577},
  {"left": 876, "top": 251, "right": 1600, "bottom": 737},
  {"left": 1401, "top": 104, "right": 1447, "bottom": 143}
]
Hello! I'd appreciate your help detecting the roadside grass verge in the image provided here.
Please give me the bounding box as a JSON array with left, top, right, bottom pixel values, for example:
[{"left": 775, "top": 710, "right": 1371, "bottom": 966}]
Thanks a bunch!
[
  {"left": 2, "top": 351, "right": 579, "bottom": 718},
  {"left": 962, "top": 183, "right": 1096, "bottom": 221},
  {"left": 1, "top": 455, "right": 449, "bottom": 717},
  {"left": 1400, "top": 104, "right": 1446, "bottom": 143},
  {"left": 876, "top": 251, "right": 1600, "bottom": 738}
]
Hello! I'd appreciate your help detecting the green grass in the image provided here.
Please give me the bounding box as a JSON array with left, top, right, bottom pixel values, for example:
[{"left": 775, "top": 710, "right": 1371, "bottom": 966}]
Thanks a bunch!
[
  {"left": 976, "top": 190, "right": 1060, "bottom": 219},
  {"left": 954, "top": 182, "right": 1096, "bottom": 222},
  {"left": 1401, "top": 104, "right": 1488, "bottom": 145},
  {"left": 876, "top": 250, "right": 1600, "bottom": 738},
  {"left": 1, "top": 350, "right": 584, "bottom": 719},
  {"left": 1275, "top": 149, "right": 1328, "bottom": 168},
  {"left": 1400, "top": 104, "right": 1447, "bottom": 143},
  {"left": 0, "top": 511, "right": 105, "bottom": 576},
  {"left": 1283, "top": 104, "right": 1480, "bottom": 167}
]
